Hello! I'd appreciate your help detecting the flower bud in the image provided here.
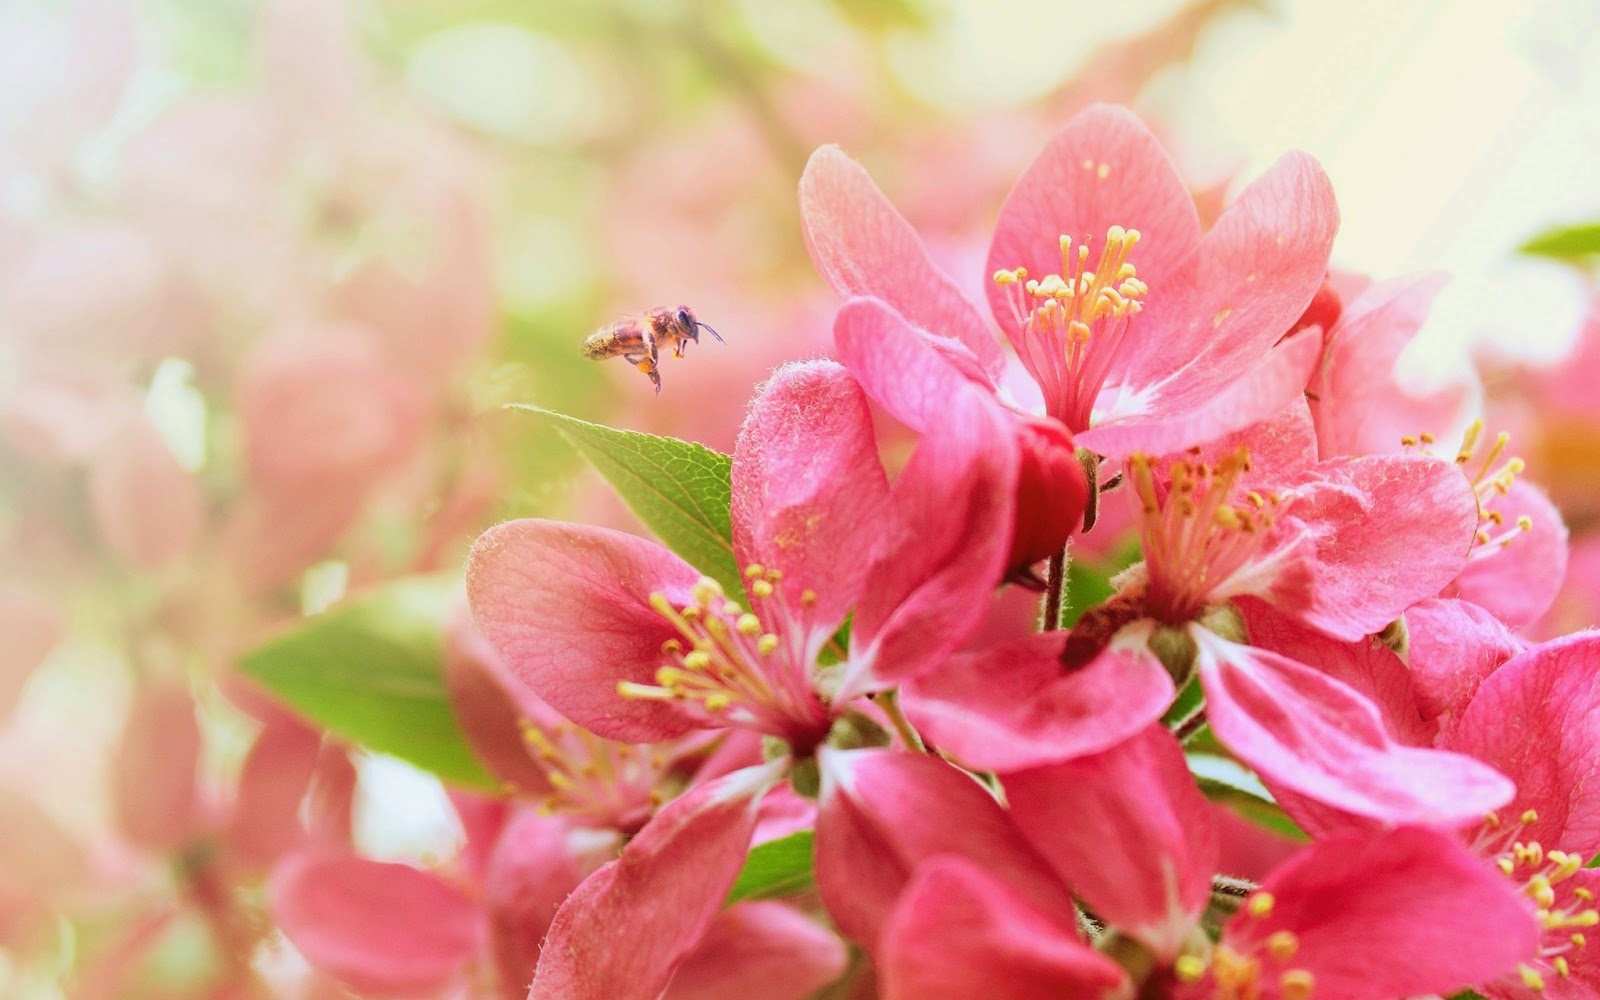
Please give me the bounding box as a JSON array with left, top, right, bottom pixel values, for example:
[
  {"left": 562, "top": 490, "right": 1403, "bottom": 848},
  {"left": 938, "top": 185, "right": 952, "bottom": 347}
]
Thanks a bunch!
[{"left": 1008, "top": 414, "right": 1090, "bottom": 583}]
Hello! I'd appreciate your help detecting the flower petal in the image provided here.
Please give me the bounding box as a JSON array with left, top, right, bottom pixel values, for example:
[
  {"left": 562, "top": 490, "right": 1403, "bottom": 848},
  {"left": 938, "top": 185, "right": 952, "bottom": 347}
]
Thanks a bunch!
[
  {"left": 271, "top": 850, "right": 482, "bottom": 998},
  {"left": 443, "top": 607, "right": 559, "bottom": 798},
  {"left": 1006, "top": 725, "right": 1217, "bottom": 961},
  {"left": 467, "top": 519, "right": 703, "bottom": 742},
  {"left": 1443, "top": 632, "right": 1600, "bottom": 857},
  {"left": 1447, "top": 479, "right": 1569, "bottom": 628},
  {"left": 1277, "top": 455, "right": 1479, "bottom": 641},
  {"left": 114, "top": 678, "right": 201, "bottom": 852},
  {"left": 86, "top": 409, "right": 202, "bottom": 569},
  {"left": 986, "top": 105, "right": 1201, "bottom": 348},
  {"left": 1404, "top": 597, "right": 1525, "bottom": 724},
  {"left": 879, "top": 857, "right": 1125, "bottom": 1000},
  {"left": 832, "top": 294, "right": 989, "bottom": 433},
  {"left": 814, "top": 748, "right": 1073, "bottom": 951},
  {"left": 663, "top": 902, "right": 848, "bottom": 1000},
  {"left": 732, "top": 360, "right": 890, "bottom": 637},
  {"left": 902, "top": 631, "right": 1173, "bottom": 772},
  {"left": 800, "top": 146, "right": 1003, "bottom": 378},
  {"left": 0, "top": 587, "right": 60, "bottom": 722},
  {"left": 531, "top": 762, "right": 781, "bottom": 1000},
  {"left": 225, "top": 717, "right": 322, "bottom": 870},
  {"left": 845, "top": 384, "right": 1020, "bottom": 694},
  {"left": 1195, "top": 630, "right": 1514, "bottom": 827},
  {"left": 1214, "top": 827, "right": 1538, "bottom": 1000}
]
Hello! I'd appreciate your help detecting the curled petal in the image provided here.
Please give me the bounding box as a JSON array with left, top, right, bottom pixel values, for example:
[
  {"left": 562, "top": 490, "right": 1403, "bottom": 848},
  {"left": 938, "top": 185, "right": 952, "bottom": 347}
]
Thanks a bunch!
[
  {"left": 271, "top": 850, "right": 482, "bottom": 998},
  {"left": 1443, "top": 632, "right": 1600, "bottom": 858},
  {"left": 902, "top": 631, "right": 1172, "bottom": 772},
  {"left": 879, "top": 858, "right": 1124, "bottom": 1000},
  {"left": 814, "top": 748, "right": 1073, "bottom": 951},
  {"left": 663, "top": 902, "right": 848, "bottom": 1000},
  {"left": 1006, "top": 725, "right": 1217, "bottom": 961},
  {"left": 801, "top": 147, "right": 1003, "bottom": 378},
  {"left": 732, "top": 360, "right": 890, "bottom": 638},
  {"left": 832, "top": 295, "right": 989, "bottom": 433},
  {"left": 1404, "top": 597, "right": 1525, "bottom": 724},
  {"left": 531, "top": 762, "right": 782, "bottom": 1000},
  {"left": 467, "top": 520, "right": 702, "bottom": 742},
  {"left": 1211, "top": 827, "right": 1537, "bottom": 1000},
  {"left": 1196, "top": 630, "right": 1513, "bottom": 828},
  {"left": 1447, "top": 478, "right": 1569, "bottom": 629}
]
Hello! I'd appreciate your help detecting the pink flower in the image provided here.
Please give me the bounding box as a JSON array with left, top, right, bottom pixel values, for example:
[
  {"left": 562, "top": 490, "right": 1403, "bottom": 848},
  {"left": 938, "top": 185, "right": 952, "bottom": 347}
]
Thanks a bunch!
[{"left": 801, "top": 104, "right": 1337, "bottom": 460}]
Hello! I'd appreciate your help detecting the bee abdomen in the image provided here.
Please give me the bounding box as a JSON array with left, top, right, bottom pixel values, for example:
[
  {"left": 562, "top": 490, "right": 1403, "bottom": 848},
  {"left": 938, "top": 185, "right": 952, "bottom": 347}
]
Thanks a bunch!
[{"left": 580, "top": 333, "right": 617, "bottom": 359}]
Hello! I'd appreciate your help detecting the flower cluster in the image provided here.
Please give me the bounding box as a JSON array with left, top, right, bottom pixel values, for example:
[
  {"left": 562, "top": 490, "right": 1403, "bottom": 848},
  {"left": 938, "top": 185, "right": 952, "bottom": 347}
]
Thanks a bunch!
[{"left": 456, "top": 105, "right": 1597, "bottom": 1000}]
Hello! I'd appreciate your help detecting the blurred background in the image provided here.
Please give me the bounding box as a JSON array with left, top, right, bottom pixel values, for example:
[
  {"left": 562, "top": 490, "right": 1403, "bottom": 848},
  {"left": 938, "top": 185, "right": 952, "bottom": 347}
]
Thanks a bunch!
[{"left": 2, "top": 0, "right": 1599, "bottom": 996}]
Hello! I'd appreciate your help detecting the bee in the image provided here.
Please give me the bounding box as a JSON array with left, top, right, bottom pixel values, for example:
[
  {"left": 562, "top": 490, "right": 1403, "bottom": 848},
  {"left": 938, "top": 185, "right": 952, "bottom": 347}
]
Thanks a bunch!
[{"left": 580, "top": 305, "right": 724, "bottom": 393}]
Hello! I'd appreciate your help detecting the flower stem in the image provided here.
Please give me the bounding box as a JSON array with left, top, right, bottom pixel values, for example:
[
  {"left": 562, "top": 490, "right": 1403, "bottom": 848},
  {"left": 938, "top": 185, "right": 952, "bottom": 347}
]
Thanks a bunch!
[
  {"left": 878, "top": 688, "right": 928, "bottom": 753},
  {"left": 1042, "top": 548, "right": 1069, "bottom": 630},
  {"left": 1171, "top": 706, "right": 1209, "bottom": 745}
]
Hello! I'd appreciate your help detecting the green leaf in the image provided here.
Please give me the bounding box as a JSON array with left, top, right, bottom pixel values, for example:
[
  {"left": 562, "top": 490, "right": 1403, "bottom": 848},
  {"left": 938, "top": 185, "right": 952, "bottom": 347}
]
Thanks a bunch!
[
  {"left": 1520, "top": 221, "right": 1600, "bottom": 261},
  {"left": 237, "top": 574, "right": 497, "bottom": 791},
  {"left": 726, "top": 831, "right": 815, "bottom": 904},
  {"left": 511, "top": 405, "right": 743, "bottom": 601}
]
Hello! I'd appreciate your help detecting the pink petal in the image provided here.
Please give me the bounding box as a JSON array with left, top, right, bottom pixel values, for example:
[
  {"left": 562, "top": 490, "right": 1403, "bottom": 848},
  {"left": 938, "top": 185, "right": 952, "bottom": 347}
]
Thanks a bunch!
[
  {"left": 86, "top": 410, "right": 202, "bottom": 570},
  {"left": 985, "top": 105, "right": 1201, "bottom": 348},
  {"left": 483, "top": 810, "right": 619, "bottom": 996},
  {"left": 0, "top": 587, "right": 61, "bottom": 721},
  {"left": 879, "top": 857, "right": 1125, "bottom": 1000},
  {"left": 1443, "top": 632, "right": 1600, "bottom": 857},
  {"left": 1236, "top": 598, "right": 1434, "bottom": 746},
  {"left": 799, "top": 146, "right": 1003, "bottom": 378},
  {"left": 732, "top": 360, "right": 890, "bottom": 636},
  {"left": 1115, "top": 151, "right": 1338, "bottom": 396},
  {"left": 1277, "top": 455, "right": 1479, "bottom": 640},
  {"left": 1482, "top": 869, "right": 1600, "bottom": 1000},
  {"left": 1213, "top": 828, "right": 1537, "bottom": 1000},
  {"left": 114, "top": 678, "right": 201, "bottom": 852},
  {"left": 663, "top": 902, "right": 848, "bottom": 1000},
  {"left": 1006, "top": 724, "right": 1216, "bottom": 961},
  {"left": 1404, "top": 597, "right": 1526, "bottom": 723},
  {"left": 814, "top": 748, "right": 1074, "bottom": 951},
  {"left": 1447, "top": 479, "right": 1569, "bottom": 628},
  {"left": 901, "top": 631, "right": 1173, "bottom": 772},
  {"left": 271, "top": 850, "right": 482, "bottom": 998},
  {"left": 467, "top": 519, "right": 702, "bottom": 742},
  {"left": 531, "top": 762, "right": 781, "bottom": 1000},
  {"left": 1308, "top": 273, "right": 1468, "bottom": 459},
  {"left": 443, "top": 608, "right": 556, "bottom": 797},
  {"left": 1195, "top": 630, "right": 1514, "bottom": 827},
  {"left": 846, "top": 385, "right": 1020, "bottom": 694},
  {"left": 1210, "top": 800, "right": 1304, "bottom": 884},
  {"left": 224, "top": 718, "right": 322, "bottom": 871},
  {"left": 1186, "top": 396, "right": 1320, "bottom": 488},
  {"left": 1076, "top": 326, "right": 1320, "bottom": 459},
  {"left": 832, "top": 294, "right": 992, "bottom": 433}
]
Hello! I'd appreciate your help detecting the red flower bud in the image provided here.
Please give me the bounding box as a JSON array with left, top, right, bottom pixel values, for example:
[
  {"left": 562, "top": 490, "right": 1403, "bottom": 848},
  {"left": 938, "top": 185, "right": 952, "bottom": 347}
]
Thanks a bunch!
[{"left": 1008, "top": 414, "right": 1089, "bottom": 583}]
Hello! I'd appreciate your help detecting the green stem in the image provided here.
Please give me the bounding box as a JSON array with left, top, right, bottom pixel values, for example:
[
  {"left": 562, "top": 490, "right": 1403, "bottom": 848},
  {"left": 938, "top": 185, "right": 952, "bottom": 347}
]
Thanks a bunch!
[{"left": 878, "top": 689, "right": 927, "bottom": 753}]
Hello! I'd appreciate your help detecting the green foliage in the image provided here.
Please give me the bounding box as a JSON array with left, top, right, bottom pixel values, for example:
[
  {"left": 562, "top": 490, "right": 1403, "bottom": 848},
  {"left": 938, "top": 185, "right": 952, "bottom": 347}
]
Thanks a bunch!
[
  {"left": 727, "top": 830, "right": 816, "bottom": 904},
  {"left": 1520, "top": 221, "right": 1600, "bottom": 262},
  {"left": 511, "top": 405, "right": 744, "bottom": 600},
  {"left": 238, "top": 575, "right": 498, "bottom": 791},
  {"left": 1189, "top": 753, "right": 1308, "bottom": 843}
]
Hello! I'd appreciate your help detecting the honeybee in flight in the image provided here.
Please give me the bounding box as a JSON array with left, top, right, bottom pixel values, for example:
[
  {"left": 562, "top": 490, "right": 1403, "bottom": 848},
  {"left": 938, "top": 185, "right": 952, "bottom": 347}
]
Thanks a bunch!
[{"left": 581, "top": 305, "right": 724, "bottom": 393}]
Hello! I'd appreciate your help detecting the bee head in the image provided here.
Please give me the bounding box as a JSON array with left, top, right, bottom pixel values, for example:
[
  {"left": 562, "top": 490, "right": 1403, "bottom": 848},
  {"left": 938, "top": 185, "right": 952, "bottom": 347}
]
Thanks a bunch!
[{"left": 678, "top": 305, "right": 723, "bottom": 344}]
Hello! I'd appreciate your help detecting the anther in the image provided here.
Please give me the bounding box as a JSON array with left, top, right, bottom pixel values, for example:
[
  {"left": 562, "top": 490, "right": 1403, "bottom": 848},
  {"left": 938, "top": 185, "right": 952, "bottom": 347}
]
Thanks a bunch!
[
  {"left": 744, "top": 564, "right": 766, "bottom": 579},
  {"left": 1281, "top": 969, "right": 1314, "bottom": 1000},
  {"left": 800, "top": 589, "right": 817, "bottom": 607},
  {"left": 1266, "top": 930, "right": 1298, "bottom": 962},
  {"left": 1556, "top": 957, "right": 1572, "bottom": 978},
  {"left": 1246, "top": 892, "right": 1276, "bottom": 918},
  {"left": 1521, "top": 965, "right": 1546, "bottom": 991},
  {"left": 736, "top": 613, "right": 762, "bottom": 636},
  {"left": 1174, "top": 956, "right": 1206, "bottom": 983},
  {"left": 751, "top": 580, "right": 774, "bottom": 599},
  {"left": 757, "top": 634, "right": 779, "bottom": 656}
]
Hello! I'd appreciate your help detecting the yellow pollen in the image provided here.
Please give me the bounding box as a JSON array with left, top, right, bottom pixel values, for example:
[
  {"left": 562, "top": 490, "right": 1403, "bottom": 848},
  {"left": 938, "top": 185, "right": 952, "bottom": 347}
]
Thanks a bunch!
[
  {"left": 1523, "top": 811, "right": 1541, "bottom": 826},
  {"left": 736, "top": 613, "right": 762, "bottom": 636},
  {"left": 1578, "top": 887, "right": 1595, "bottom": 902},
  {"left": 744, "top": 564, "right": 765, "bottom": 579},
  {"left": 1485, "top": 811, "right": 1502, "bottom": 828},
  {"left": 722, "top": 601, "right": 743, "bottom": 617},
  {"left": 1174, "top": 955, "right": 1207, "bottom": 983},
  {"left": 1550, "top": 851, "right": 1583, "bottom": 882},
  {"left": 1498, "top": 857, "right": 1517, "bottom": 876},
  {"left": 547, "top": 772, "right": 575, "bottom": 792},
  {"left": 1281, "top": 969, "right": 1315, "bottom": 1000},
  {"left": 1529, "top": 874, "right": 1557, "bottom": 908},
  {"left": 1266, "top": 930, "right": 1299, "bottom": 962},
  {"left": 1556, "top": 956, "right": 1572, "bottom": 977},
  {"left": 1521, "top": 965, "right": 1546, "bottom": 991},
  {"left": 757, "top": 634, "right": 780, "bottom": 656},
  {"left": 692, "top": 576, "right": 724, "bottom": 606},
  {"left": 1573, "top": 933, "right": 1587, "bottom": 948},
  {"left": 1246, "top": 892, "right": 1276, "bottom": 918},
  {"left": 662, "top": 638, "right": 682, "bottom": 654},
  {"left": 683, "top": 650, "right": 712, "bottom": 672},
  {"left": 801, "top": 589, "right": 817, "bottom": 607},
  {"left": 751, "top": 580, "right": 774, "bottom": 599},
  {"left": 703, "top": 693, "right": 731, "bottom": 711}
]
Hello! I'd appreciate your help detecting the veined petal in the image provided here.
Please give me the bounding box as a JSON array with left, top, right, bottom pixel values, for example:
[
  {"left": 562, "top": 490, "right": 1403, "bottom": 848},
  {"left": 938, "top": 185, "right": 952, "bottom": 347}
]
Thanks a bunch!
[
  {"left": 814, "top": 748, "right": 1074, "bottom": 951},
  {"left": 467, "top": 519, "right": 702, "bottom": 743},
  {"left": 663, "top": 902, "right": 848, "bottom": 1000},
  {"left": 832, "top": 295, "right": 991, "bottom": 433},
  {"left": 1275, "top": 454, "right": 1479, "bottom": 640},
  {"left": 1404, "top": 597, "right": 1526, "bottom": 724},
  {"left": 1443, "top": 632, "right": 1600, "bottom": 858},
  {"left": 531, "top": 761, "right": 782, "bottom": 1000},
  {"left": 901, "top": 630, "right": 1172, "bottom": 772},
  {"left": 1006, "top": 725, "right": 1217, "bottom": 962},
  {"left": 844, "top": 384, "right": 1019, "bottom": 695},
  {"left": 1118, "top": 151, "right": 1337, "bottom": 395},
  {"left": 271, "top": 850, "right": 482, "bottom": 998},
  {"left": 800, "top": 146, "right": 1003, "bottom": 378},
  {"left": 879, "top": 858, "right": 1125, "bottom": 1000},
  {"left": 1077, "top": 327, "right": 1320, "bottom": 459},
  {"left": 1195, "top": 629, "right": 1514, "bottom": 827},
  {"left": 732, "top": 360, "right": 890, "bottom": 639},
  {"left": 1447, "top": 478, "right": 1569, "bottom": 628},
  {"left": 1206, "top": 828, "right": 1537, "bottom": 1000},
  {"left": 986, "top": 105, "right": 1201, "bottom": 349}
]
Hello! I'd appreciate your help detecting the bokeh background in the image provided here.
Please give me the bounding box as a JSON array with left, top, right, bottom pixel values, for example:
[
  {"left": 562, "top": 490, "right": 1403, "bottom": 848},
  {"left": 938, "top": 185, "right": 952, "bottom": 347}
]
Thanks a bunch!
[{"left": 2, "top": 0, "right": 1599, "bottom": 996}]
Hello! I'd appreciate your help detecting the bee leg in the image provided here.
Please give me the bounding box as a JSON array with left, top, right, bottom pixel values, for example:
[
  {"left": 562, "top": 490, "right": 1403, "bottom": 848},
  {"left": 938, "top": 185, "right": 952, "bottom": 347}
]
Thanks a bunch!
[{"left": 625, "top": 354, "right": 662, "bottom": 394}]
